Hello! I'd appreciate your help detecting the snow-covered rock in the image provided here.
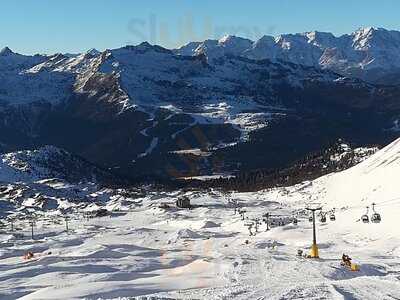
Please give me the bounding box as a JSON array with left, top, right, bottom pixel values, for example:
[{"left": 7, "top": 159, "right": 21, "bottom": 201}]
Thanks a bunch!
[{"left": 0, "top": 146, "right": 118, "bottom": 184}]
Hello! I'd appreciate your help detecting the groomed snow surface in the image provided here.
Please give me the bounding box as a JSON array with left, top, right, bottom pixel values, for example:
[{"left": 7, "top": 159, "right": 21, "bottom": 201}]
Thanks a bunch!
[{"left": 2, "top": 139, "right": 400, "bottom": 299}]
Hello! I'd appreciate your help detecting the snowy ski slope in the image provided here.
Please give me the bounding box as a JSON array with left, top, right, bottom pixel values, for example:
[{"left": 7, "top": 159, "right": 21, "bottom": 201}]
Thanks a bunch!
[{"left": 1, "top": 138, "right": 400, "bottom": 299}]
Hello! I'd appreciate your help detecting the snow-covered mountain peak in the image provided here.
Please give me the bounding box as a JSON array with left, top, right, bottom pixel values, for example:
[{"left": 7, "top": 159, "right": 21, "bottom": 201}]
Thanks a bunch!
[
  {"left": 49, "top": 53, "right": 69, "bottom": 62},
  {"left": 353, "top": 26, "right": 379, "bottom": 37},
  {"left": 347, "top": 27, "right": 400, "bottom": 70},
  {"left": 0, "top": 46, "right": 14, "bottom": 56},
  {"left": 351, "top": 26, "right": 381, "bottom": 49},
  {"left": 218, "top": 35, "right": 253, "bottom": 48},
  {"left": 0, "top": 48, "right": 44, "bottom": 66},
  {"left": 85, "top": 48, "right": 101, "bottom": 57},
  {"left": 304, "top": 31, "right": 337, "bottom": 47},
  {"left": 120, "top": 42, "right": 172, "bottom": 55},
  {"left": 218, "top": 34, "right": 235, "bottom": 44},
  {"left": 350, "top": 27, "right": 400, "bottom": 49},
  {"left": 175, "top": 36, "right": 253, "bottom": 61},
  {"left": 274, "top": 31, "right": 337, "bottom": 50},
  {"left": 175, "top": 41, "right": 202, "bottom": 56},
  {"left": 256, "top": 35, "right": 276, "bottom": 45}
]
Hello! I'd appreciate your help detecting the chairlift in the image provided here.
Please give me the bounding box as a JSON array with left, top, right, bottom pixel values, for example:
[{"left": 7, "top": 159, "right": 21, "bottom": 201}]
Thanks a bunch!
[
  {"left": 329, "top": 213, "right": 336, "bottom": 221},
  {"left": 361, "top": 215, "right": 370, "bottom": 223},
  {"left": 371, "top": 213, "right": 381, "bottom": 223},
  {"left": 371, "top": 203, "right": 382, "bottom": 224},
  {"left": 361, "top": 206, "right": 370, "bottom": 223},
  {"left": 320, "top": 214, "right": 327, "bottom": 223},
  {"left": 318, "top": 211, "right": 327, "bottom": 223}
]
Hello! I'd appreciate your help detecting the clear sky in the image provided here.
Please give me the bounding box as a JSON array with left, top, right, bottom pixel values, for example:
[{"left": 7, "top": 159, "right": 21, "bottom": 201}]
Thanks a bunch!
[{"left": 1, "top": 0, "right": 399, "bottom": 55}]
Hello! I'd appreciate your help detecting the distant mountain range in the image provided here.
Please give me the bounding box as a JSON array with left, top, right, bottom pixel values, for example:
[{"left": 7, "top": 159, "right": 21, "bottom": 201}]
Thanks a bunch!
[
  {"left": 1, "top": 27, "right": 399, "bottom": 182},
  {"left": 176, "top": 27, "right": 400, "bottom": 85}
]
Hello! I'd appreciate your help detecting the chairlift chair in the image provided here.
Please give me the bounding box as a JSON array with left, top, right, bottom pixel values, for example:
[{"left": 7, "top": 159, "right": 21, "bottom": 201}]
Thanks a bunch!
[
  {"left": 320, "top": 212, "right": 327, "bottom": 223},
  {"left": 308, "top": 216, "right": 313, "bottom": 222},
  {"left": 371, "top": 203, "right": 382, "bottom": 224},
  {"left": 371, "top": 213, "right": 381, "bottom": 223},
  {"left": 329, "top": 209, "right": 336, "bottom": 221},
  {"left": 361, "top": 206, "right": 370, "bottom": 223},
  {"left": 361, "top": 214, "right": 370, "bottom": 223}
]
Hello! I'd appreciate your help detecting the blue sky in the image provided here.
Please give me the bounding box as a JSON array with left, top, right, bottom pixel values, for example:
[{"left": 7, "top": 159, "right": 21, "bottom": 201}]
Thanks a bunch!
[{"left": 1, "top": 0, "right": 399, "bottom": 54}]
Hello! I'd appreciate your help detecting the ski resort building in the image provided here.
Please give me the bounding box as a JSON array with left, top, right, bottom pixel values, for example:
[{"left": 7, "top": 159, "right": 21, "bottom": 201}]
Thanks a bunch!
[{"left": 176, "top": 197, "right": 191, "bottom": 209}]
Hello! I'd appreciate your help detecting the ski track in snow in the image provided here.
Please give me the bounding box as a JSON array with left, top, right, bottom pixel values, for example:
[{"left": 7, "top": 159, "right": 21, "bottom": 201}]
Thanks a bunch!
[{"left": 138, "top": 138, "right": 159, "bottom": 158}]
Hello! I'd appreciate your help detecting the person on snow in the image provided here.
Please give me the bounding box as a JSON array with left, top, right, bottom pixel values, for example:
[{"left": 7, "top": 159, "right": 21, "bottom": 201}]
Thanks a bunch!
[{"left": 23, "top": 251, "right": 34, "bottom": 260}]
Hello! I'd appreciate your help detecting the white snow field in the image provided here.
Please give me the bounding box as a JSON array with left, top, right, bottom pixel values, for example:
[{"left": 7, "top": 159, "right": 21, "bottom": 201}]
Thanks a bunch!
[{"left": 1, "top": 139, "right": 400, "bottom": 299}]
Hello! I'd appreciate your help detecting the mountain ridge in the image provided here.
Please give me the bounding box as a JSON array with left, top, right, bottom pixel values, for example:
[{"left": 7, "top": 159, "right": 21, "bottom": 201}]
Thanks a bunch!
[
  {"left": 1, "top": 29, "right": 400, "bottom": 181},
  {"left": 175, "top": 27, "right": 400, "bottom": 84},
  {"left": 4, "top": 26, "right": 400, "bottom": 86},
  {"left": 0, "top": 146, "right": 122, "bottom": 184}
]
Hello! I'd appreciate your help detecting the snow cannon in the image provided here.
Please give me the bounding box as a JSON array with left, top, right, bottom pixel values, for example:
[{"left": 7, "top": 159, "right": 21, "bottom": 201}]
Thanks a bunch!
[
  {"left": 350, "top": 263, "right": 360, "bottom": 272},
  {"left": 341, "top": 254, "right": 360, "bottom": 271}
]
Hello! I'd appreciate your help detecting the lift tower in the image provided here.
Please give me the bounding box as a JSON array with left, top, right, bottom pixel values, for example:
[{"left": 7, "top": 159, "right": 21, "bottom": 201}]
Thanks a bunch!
[{"left": 306, "top": 206, "right": 322, "bottom": 258}]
